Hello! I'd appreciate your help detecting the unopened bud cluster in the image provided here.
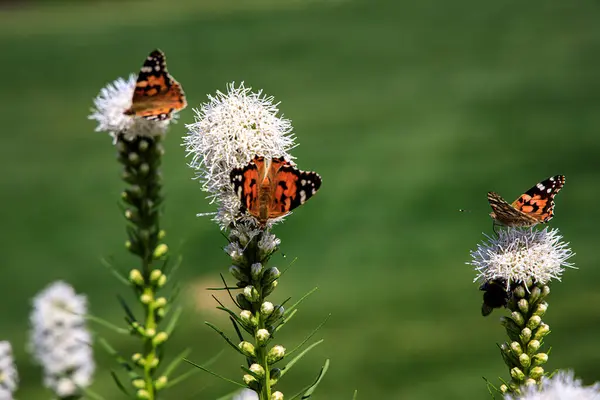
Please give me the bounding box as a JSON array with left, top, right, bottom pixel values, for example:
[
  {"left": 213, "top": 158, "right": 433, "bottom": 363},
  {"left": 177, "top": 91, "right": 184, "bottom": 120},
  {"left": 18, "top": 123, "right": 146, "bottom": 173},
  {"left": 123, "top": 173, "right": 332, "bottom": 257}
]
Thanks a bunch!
[{"left": 498, "top": 283, "right": 552, "bottom": 393}]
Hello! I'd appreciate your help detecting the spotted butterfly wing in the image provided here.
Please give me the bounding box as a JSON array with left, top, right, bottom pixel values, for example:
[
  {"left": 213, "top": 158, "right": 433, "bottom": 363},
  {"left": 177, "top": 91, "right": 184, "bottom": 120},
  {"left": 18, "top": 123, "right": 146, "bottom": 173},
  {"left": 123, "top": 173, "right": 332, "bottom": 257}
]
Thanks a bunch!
[
  {"left": 488, "top": 175, "right": 565, "bottom": 227},
  {"left": 124, "top": 49, "right": 187, "bottom": 121},
  {"left": 230, "top": 156, "right": 322, "bottom": 225}
]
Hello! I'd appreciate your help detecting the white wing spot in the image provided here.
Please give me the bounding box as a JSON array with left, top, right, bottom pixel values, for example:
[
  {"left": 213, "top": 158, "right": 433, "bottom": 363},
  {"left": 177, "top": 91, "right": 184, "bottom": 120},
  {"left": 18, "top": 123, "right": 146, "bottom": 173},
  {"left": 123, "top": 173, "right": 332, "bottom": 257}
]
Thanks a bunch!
[
  {"left": 154, "top": 65, "right": 161, "bottom": 71},
  {"left": 547, "top": 188, "right": 552, "bottom": 193},
  {"left": 300, "top": 190, "right": 307, "bottom": 203}
]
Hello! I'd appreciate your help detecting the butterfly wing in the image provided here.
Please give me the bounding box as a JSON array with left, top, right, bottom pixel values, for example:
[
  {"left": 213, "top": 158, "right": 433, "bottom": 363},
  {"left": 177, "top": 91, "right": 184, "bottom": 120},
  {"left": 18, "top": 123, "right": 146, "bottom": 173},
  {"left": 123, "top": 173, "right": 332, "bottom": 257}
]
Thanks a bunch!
[
  {"left": 487, "top": 191, "right": 539, "bottom": 227},
  {"left": 510, "top": 175, "right": 566, "bottom": 223},
  {"left": 124, "top": 49, "right": 187, "bottom": 120},
  {"left": 230, "top": 158, "right": 261, "bottom": 218},
  {"left": 268, "top": 158, "right": 322, "bottom": 219}
]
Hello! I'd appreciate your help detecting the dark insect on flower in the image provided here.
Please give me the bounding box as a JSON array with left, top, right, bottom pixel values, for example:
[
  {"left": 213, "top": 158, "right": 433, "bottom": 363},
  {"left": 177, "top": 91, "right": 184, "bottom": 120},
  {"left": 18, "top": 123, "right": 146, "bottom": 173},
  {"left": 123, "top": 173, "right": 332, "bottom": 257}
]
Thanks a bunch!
[{"left": 480, "top": 278, "right": 509, "bottom": 316}]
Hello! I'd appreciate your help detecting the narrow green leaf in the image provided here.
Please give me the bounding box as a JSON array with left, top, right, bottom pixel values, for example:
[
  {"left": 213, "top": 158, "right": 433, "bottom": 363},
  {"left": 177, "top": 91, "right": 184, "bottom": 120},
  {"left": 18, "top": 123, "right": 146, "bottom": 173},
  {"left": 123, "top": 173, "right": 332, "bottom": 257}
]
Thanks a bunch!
[
  {"left": 280, "top": 339, "right": 324, "bottom": 378},
  {"left": 110, "top": 370, "right": 130, "bottom": 397},
  {"left": 205, "top": 322, "right": 246, "bottom": 356},
  {"left": 100, "top": 257, "right": 130, "bottom": 286},
  {"left": 287, "top": 314, "right": 331, "bottom": 357},
  {"left": 352, "top": 389, "right": 358, "bottom": 400},
  {"left": 80, "top": 387, "right": 106, "bottom": 400},
  {"left": 86, "top": 314, "right": 129, "bottom": 335},
  {"left": 165, "top": 306, "right": 183, "bottom": 335},
  {"left": 288, "top": 359, "right": 330, "bottom": 400},
  {"left": 275, "top": 309, "right": 298, "bottom": 333},
  {"left": 162, "top": 348, "right": 192, "bottom": 378},
  {"left": 284, "top": 287, "right": 318, "bottom": 316},
  {"left": 183, "top": 358, "right": 246, "bottom": 388}
]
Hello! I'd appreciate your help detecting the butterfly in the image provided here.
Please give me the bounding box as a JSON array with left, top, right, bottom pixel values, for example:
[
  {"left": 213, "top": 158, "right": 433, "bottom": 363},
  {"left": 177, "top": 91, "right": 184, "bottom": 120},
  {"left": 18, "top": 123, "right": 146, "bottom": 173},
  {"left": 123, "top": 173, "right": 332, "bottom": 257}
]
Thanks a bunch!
[
  {"left": 123, "top": 49, "right": 187, "bottom": 121},
  {"left": 487, "top": 175, "right": 566, "bottom": 227},
  {"left": 230, "top": 156, "right": 322, "bottom": 225}
]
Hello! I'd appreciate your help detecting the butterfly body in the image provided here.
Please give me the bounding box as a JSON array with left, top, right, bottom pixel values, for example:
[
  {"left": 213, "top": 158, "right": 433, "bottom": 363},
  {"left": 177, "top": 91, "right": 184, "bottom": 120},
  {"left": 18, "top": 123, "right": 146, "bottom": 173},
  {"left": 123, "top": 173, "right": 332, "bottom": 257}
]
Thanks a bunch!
[
  {"left": 230, "top": 156, "right": 322, "bottom": 225},
  {"left": 488, "top": 175, "right": 565, "bottom": 227},
  {"left": 124, "top": 49, "right": 186, "bottom": 121}
]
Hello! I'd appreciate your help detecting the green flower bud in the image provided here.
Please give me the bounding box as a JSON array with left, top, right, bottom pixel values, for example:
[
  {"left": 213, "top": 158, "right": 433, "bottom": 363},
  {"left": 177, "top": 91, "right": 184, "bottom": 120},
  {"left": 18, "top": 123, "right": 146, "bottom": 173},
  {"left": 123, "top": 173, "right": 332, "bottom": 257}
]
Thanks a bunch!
[
  {"left": 510, "top": 342, "right": 523, "bottom": 356},
  {"left": 256, "top": 329, "right": 270, "bottom": 346},
  {"left": 138, "top": 139, "right": 149, "bottom": 152},
  {"left": 155, "top": 375, "right": 168, "bottom": 391},
  {"left": 270, "top": 368, "right": 281, "bottom": 385},
  {"left": 263, "top": 267, "right": 281, "bottom": 283},
  {"left": 529, "top": 286, "right": 542, "bottom": 304},
  {"left": 250, "top": 363, "right": 265, "bottom": 378},
  {"left": 136, "top": 389, "right": 150, "bottom": 399},
  {"left": 260, "top": 302, "right": 274, "bottom": 317},
  {"left": 139, "top": 163, "right": 150, "bottom": 176},
  {"left": 511, "top": 311, "right": 525, "bottom": 327},
  {"left": 157, "top": 274, "right": 167, "bottom": 288},
  {"left": 140, "top": 293, "right": 153, "bottom": 305},
  {"left": 520, "top": 327, "right": 532, "bottom": 343},
  {"left": 530, "top": 366, "right": 544, "bottom": 379},
  {"left": 510, "top": 367, "right": 525, "bottom": 382},
  {"left": 132, "top": 353, "right": 143, "bottom": 365},
  {"left": 125, "top": 240, "right": 133, "bottom": 250},
  {"left": 243, "top": 374, "right": 257, "bottom": 385},
  {"left": 154, "top": 297, "right": 167, "bottom": 308},
  {"left": 541, "top": 285, "right": 550, "bottom": 298},
  {"left": 145, "top": 328, "right": 156, "bottom": 338},
  {"left": 150, "top": 269, "right": 163, "bottom": 284},
  {"left": 514, "top": 286, "right": 526, "bottom": 298},
  {"left": 519, "top": 353, "right": 530, "bottom": 368},
  {"left": 229, "top": 266, "right": 248, "bottom": 282},
  {"left": 125, "top": 209, "right": 134, "bottom": 220},
  {"left": 244, "top": 285, "right": 260, "bottom": 303},
  {"left": 239, "top": 341, "right": 256, "bottom": 358},
  {"left": 263, "top": 280, "right": 278, "bottom": 297},
  {"left": 524, "top": 277, "right": 533, "bottom": 288},
  {"left": 534, "top": 302, "right": 547, "bottom": 317},
  {"left": 132, "top": 379, "right": 145, "bottom": 389},
  {"left": 157, "top": 307, "right": 166, "bottom": 318},
  {"left": 267, "top": 345, "right": 285, "bottom": 364},
  {"left": 153, "top": 244, "right": 168, "bottom": 259},
  {"left": 532, "top": 353, "right": 548, "bottom": 366},
  {"left": 236, "top": 293, "right": 252, "bottom": 310},
  {"left": 148, "top": 357, "right": 159, "bottom": 368},
  {"left": 158, "top": 229, "right": 166, "bottom": 240},
  {"left": 527, "top": 340, "right": 541, "bottom": 353},
  {"left": 251, "top": 263, "right": 263, "bottom": 280},
  {"left": 526, "top": 315, "right": 542, "bottom": 330},
  {"left": 240, "top": 310, "right": 257, "bottom": 327},
  {"left": 129, "top": 269, "right": 145, "bottom": 286},
  {"left": 533, "top": 323, "right": 550, "bottom": 340},
  {"left": 152, "top": 332, "right": 169, "bottom": 346},
  {"left": 128, "top": 152, "right": 140, "bottom": 164},
  {"left": 524, "top": 378, "right": 537, "bottom": 386},
  {"left": 271, "top": 392, "right": 284, "bottom": 400},
  {"left": 499, "top": 384, "right": 508, "bottom": 393},
  {"left": 518, "top": 299, "right": 529, "bottom": 314}
]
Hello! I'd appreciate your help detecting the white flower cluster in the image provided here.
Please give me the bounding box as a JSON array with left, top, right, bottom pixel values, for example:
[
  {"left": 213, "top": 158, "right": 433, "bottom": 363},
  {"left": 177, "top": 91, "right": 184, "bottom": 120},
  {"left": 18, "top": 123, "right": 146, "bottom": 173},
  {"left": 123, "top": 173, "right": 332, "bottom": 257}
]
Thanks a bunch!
[
  {"left": 0, "top": 341, "right": 18, "bottom": 400},
  {"left": 183, "top": 82, "right": 296, "bottom": 228},
  {"left": 29, "top": 281, "right": 94, "bottom": 397},
  {"left": 505, "top": 370, "right": 600, "bottom": 400},
  {"left": 469, "top": 227, "right": 575, "bottom": 289},
  {"left": 89, "top": 74, "right": 173, "bottom": 143},
  {"left": 233, "top": 388, "right": 259, "bottom": 400}
]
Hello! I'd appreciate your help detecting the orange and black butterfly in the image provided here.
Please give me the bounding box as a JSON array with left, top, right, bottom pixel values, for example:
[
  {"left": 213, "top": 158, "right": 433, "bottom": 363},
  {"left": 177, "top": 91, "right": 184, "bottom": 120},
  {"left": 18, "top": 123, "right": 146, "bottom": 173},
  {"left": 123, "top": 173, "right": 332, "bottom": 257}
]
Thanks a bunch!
[
  {"left": 487, "top": 175, "right": 566, "bottom": 227},
  {"left": 124, "top": 49, "right": 186, "bottom": 120},
  {"left": 230, "top": 156, "right": 322, "bottom": 226}
]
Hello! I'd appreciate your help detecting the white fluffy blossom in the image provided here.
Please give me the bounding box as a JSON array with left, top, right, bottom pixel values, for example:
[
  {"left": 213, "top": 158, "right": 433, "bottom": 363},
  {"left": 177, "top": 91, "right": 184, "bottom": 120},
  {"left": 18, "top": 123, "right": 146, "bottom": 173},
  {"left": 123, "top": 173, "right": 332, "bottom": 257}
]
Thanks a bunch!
[
  {"left": 183, "top": 82, "right": 296, "bottom": 227},
  {"left": 29, "top": 281, "right": 94, "bottom": 397},
  {"left": 0, "top": 341, "right": 18, "bottom": 400},
  {"left": 505, "top": 370, "right": 600, "bottom": 400},
  {"left": 89, "top": 74, "right": 173, "bottom": 143},
  {"left": 469, "top": 227, "right": 575, "bottom": 289},
  {"left": 233, "top": 388, "right": 259, "bottom": 400}
]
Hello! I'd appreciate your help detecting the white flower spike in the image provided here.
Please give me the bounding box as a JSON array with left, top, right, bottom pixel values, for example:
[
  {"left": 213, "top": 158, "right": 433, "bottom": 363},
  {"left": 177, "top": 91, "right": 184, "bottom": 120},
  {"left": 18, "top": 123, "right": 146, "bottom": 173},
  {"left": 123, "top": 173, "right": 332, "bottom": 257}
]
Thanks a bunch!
[
  {"left": 89, "top": 74, "right": 173, "bottom": 143},
  {"left": 504, "top": 370, "right": 600, "bottom": 400},
  {"left": 233, "top": 388, "right": 259, "bottom": 400},
  {"left": 29, "top": 281, "right": 94, "bottom": 397},
  {"left": 469, "top": 227, "right": 575, "bottom": 289},
  {"left": 0, "top": 341, "right": 18, "bottom": 400},
  {"left": 183, "top": 82, "right": 296, "bottom": 228}
]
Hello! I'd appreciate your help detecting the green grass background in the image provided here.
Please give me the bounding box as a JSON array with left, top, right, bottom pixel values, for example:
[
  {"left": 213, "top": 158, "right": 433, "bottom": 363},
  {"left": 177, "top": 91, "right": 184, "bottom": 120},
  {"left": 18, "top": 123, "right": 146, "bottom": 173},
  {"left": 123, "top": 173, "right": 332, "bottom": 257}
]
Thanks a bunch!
[{"left": 1, "top": 0, "right": 600, "bottom": 398}]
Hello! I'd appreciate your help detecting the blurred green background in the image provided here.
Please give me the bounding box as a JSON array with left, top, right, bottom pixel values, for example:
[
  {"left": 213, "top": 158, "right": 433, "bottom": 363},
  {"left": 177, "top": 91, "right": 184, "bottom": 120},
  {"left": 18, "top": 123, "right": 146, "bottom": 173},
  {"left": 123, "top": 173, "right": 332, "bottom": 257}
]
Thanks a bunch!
[{"left": 2, "top": 0, "right": 600, "bottom": 398}]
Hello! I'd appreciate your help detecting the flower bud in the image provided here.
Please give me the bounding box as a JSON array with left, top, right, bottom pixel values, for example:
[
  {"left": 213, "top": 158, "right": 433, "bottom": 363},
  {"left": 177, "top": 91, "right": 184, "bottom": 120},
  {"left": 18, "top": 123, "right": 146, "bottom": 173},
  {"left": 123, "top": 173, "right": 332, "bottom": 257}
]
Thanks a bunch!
[
  {"left": 511, "top": 311, "right": 525, "bottom": 327},
  {"left": 148, "top": 357, "right": 159, "bottom": 368},
  {"left": 150, "top": 269, "right": 163, "bottom": 284},
  {"left": 260, "top": 302, "right": 274, "bottom": 317},
  {"left": 258, "top": 232, "right": 280, "bottom": 255},
  {"left": 534, "top": 302, "right": 547, "bottom": 317},
  {"left": 153, "top": 244, "right": 168, "bottom": 259},
  {"left": 239, "top": 341, "right": 256, "bottom": 358},
  {"left": 533, "top": 323, "right": 550, "bottom": 340},
  {"left": 518, "top": 299, "right": 529, "bottom": 314},
  {"left": 140, "top": 293, "right": 153, "bottom": 305},
  {"left": 136, "top": 389, "right": 150, "bottom": 399},
  {"left": 243, "top": 374, "right": 257, "bottom": 385},
  {"left": 251, "top": 263, "right": 263, "bottom": 280},
  {"left": 157, "top": 274, "right": 167, "bottom": 288},
  {"left": 236, "top": 293, "right": 252, "bottom": 310},
  {"left": 152, "top": 332, "right": 169, "bottom": 346},
  {"left": 138, "top": 139, "right": 149, "bottom": 152},
  {"left": 524, "top": 378, "right": 537, "bottom": 386},
  {"left": 510, "top": 342, "right": 523, "bottom": 356},
  {"left": 270, "top": 368, "right": 281, "bottom": 385},
  {"left": 250, "top": 363, "right": 265, "bottom": 378},
  {"left": 225, "top": 243, "right": 245, "bottom": 264},
  {"left": 154, "top": 297, "right": 167, "bottom": 308},
  {"left": 529, "top": 286, "right": 542, "bottom": 304},
  {"left": 526, "top": 315, "right": 542, "bottom": 330},
  {"left": 155, "top": 375, "right": 168, "bottom": 390},
  {"left": 267, "top": 345, "right": 285, "bottom": 364},
  {"left": 263, "top": 280, "right": 278, "bottom": 297},
  {"left": 145, "top": 328, "right": 156, "bottom": 338},
  {"left": 240, "top": 310, "right": 255, "bottom": 326},
  {"left": 527, "top": 340, "right": 541, "bottom": 353},
  {"left": 244, "top": 285, "right": 260, "bottom": 303},
  {"left": 271, "top": 392, "right": 284, "bottom": 400},
  {"left": 129, "top": 269, "right": 145, "bottom": 286},
  {"left": 139, "top": 163, "right": 150, "bottom": 176},
  {"left": 532, "top": 353, "right": 548, "bottom": 366},
  {"left": 132, "top": 379, "right": 145, "bottom": 389},
  {"left": 229, "top": 266, "right": 248, "bottom": 282},
  {"left": 256, "top": 329, "right": 270, "bottom": 346},
  {"left": 132, "top": 353, "right": 143, "bottom": 365},
  {"left": 541, "top": 285, "right": 550, "bottom": 298},
  {"left": 520, "top": 327, "right": 532, "bottom": 343},
  {"left": 530, "top": 366, "right": 544, "bottom": 379},
  {"left": 263, "top": 267, "right": 281, "bottom": 283},
  {"left": 499, "top": 384, "right": 508, "bottom": 393},
  {"left": 510, "top": 367, "right": 525, "bottom": 382},
  {"left": 513, "top": 286, "right": 526, "bottom": 298},
  {"left": 128, "top": 152, "right": 140, "bottom": 164},
  {"left": 158, "top": 229, "right": 166, "bottom": 240},
  {"left": 519, "top": 353, "right": 530, "bottom": 368}
]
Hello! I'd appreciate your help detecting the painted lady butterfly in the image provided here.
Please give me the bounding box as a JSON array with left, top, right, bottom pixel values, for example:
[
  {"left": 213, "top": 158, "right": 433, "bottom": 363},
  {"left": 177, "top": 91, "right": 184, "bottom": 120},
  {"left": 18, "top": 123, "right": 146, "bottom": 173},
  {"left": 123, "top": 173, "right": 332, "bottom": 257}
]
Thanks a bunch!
[
  {"left": 230, "top": 156, "right": 322, "bottom": 225},
  {"left": 124, "top": 49, "right": 187, "bottom": 121},
  {"left": 487, "top": 175, "right": 566, "bottom": 227}
]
